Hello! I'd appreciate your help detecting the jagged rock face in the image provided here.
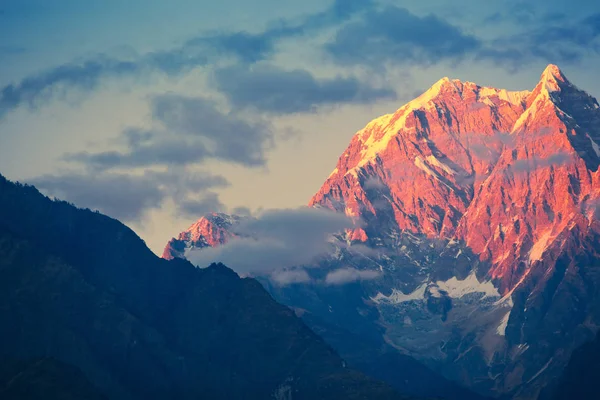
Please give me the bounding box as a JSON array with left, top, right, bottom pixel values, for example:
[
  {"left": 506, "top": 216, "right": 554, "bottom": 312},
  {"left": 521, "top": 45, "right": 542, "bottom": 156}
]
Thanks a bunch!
[
  {"left": 310, "top": 77, "right": 530, "bottom": 239},
  {"left": 310, "top": 64, "right": 600, "bottom": 294},
  {"left": 162, "top": 213, "right": 244, "bottom": 260}
]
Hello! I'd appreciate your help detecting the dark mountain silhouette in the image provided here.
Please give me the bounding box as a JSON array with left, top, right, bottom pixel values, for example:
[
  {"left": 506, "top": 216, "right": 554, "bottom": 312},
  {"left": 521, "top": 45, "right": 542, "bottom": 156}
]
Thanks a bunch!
[
  {"left": 0, "top": 358, "right": 107, "bottom": 400},
  {"left": 0, "top": 174, "right": 415, "bottom": 400}
]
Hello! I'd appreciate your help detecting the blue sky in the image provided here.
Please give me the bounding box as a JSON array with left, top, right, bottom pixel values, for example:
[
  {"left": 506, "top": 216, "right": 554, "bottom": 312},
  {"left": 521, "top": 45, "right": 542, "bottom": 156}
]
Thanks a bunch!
[{"left": 1, "top": 0, "right": 599, "bottom": 253}]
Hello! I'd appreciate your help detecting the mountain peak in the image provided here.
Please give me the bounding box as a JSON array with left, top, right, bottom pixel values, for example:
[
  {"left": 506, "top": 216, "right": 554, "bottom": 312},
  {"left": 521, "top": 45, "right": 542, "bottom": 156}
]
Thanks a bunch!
[
  {"left": 539, "top": 63, "right": 569, "bottom": 92},
  {"left": 428, "top": 76, "right": 460, "bottom": 95},
  {"left": 162, "top": 212, "right": 242, "bottom": 260}
]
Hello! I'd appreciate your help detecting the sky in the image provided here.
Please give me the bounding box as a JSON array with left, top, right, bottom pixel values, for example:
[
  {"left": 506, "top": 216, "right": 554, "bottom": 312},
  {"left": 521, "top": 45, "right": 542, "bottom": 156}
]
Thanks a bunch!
[{"left": 1, "top": 0, "right": 600, "bottom": 255}]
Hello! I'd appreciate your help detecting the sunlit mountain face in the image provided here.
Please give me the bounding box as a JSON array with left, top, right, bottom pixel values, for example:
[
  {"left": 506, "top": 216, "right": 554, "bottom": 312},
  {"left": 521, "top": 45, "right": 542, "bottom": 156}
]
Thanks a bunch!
[{"left": 167, "top": 64, "right": 600, "bottom": 399}]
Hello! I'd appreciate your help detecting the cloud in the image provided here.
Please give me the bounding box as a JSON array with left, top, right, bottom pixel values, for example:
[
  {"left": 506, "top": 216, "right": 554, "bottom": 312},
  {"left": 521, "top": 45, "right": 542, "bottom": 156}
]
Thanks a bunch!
[
  {"left": 28, "top": 172, "right": 166, "bottom": 221},
  {"left": 144, "top": 168, "right": 230, "bottom": 197},
  {"left": 321, "top": 2, "right": 600, "bottom": 70},
  {"left": 231, "top": 206, "right": 253, "bottom": 217},
  {"left": 151, "top": 94, "right": 274, "bottom": 166},
  {"left": 324, "top": 6, "right": 481, "bottom": 68},
  {"left": 185, "top": 207, "right": 354, "bottom": 274},
  {"left": 65, "top": 137, "right": 211, "bottom": 170},
  {"left": 0, "top": 45, "right": 26, "bottom": 56},
  {"left": 28, "top": 168, "right": 229, "bottom": 222},
  {"left": 176, "top": 192, "right": 227, "bottom": 219},
  {"left": 67, "top": 95, "right": 274, "bottom": 169},
  {"left": 184, "top": 0, "right": 374, "bottom": 64},
  {"left": 480, "top": 12, "right": 600, "bottom": 66},
  {"left": 0, "top": 0, "right": 374, "bottom": 119},
  {"left": 509, "top": 152, "right": 572, "bottom": 173},
  {"left": 212, "top": 64, "right": 396, "bottom": 114},
  {"left": 363, "top": 176, "right": 387, "bottom": 190},
  {"left": 324, "top": 267, "right": 381, "bottom": 285},
  {"left": 270, "top": 269, "right": 312, "bottom": 286},
  {"left": 0, "top": 53, "right": 207, "bottom": 119},
  {"left": 582, "top": 198, "right": 600, "bottom": 218}
]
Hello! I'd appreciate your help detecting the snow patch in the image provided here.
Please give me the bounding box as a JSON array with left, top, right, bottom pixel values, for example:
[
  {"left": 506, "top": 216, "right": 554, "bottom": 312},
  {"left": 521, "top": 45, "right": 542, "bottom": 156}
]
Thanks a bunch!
[
  {"left": 436, "top": 271, "right": 500, "bottom": 299},
  {"left": 372, "top": 283, "right": 427, "bottom": 304},
  {"left": 414, "top": 156, "right": 438, "bottom": 178},
  {"left": 426, "top": 155, "right": 457, "bottom": 175},
  {"left": 428, "top": 285, "right": 444, "bottom": 298},
  {"left": 497, "top": 311, "right": 511, "bottom": 336},
  {"left": 529, "top": 231, "right": 554, "bottom": 262},
  {"left": 587, "top": 133, "right": 600, "bottom": 157},
  {"left": 478, "top": 87, "right": 530, "bottom": 105}
]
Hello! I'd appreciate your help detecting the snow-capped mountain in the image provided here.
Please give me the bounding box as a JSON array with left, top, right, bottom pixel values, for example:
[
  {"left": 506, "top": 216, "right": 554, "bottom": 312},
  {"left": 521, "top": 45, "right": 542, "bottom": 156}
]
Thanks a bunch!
[
  {"left": 310, "top": 64, "right": 600, "bottom": 292},
  {"left": 164, "top": 65, "right": 600, "bottom": 399}
]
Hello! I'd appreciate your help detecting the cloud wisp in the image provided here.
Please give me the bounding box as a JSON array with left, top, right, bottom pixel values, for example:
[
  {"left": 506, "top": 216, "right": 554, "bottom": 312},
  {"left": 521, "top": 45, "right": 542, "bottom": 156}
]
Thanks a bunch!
[
  {"left": 270, "top": 268, "right": 313, "bottom": 286},
  {"left": 212, "top": 64, "right": 396, "bottom": 114},
  {"left": 66, "top": 94, "right": 275, "bottom": 170},
  {"left": 509, "top": 152, "right": 573, "bottom": 173},
  {"left": 324, "top": 6, "right": 481, "bottom": 68},
  {"left": 324, "top": 267, "right": 382, "bottom": 285}
]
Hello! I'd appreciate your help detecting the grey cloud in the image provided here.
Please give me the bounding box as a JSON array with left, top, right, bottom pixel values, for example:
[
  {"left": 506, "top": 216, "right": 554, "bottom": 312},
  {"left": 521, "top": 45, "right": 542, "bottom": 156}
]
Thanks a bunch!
[
  {"left": 324, "top": 267, "right": 381, "bottom": 285},
  {"left": 152, "top": 95, "right": 274, "bottom": 166},
  {"left": 231, "top": 206, "right": 254, "bottom": 217},
  {"left": 186, "top": 207, "right": 354, "bottom": 274},
  {"left": 29, "top": 172, "right": 166, "bottom": 221},
  {"left": 213, "top": 64, "right": 396, "bottom": 114},
  {"left": 0, "top": 45, "right": 26, "bottom": 56},
  {"left": 510, "top": 152, "right": 572, "bottom": 173},
  {"left": 144, "top": 169, "right": 230, "bottom": 196},
  {"left": 0, "top": 0, "right": 373, "bottom": 119},
  {"left": 67, "top": 95, "right": 274, "bottom": 170},
  {"left": 65, "top": 139, "right": 211, "bottom": 170},
  {"left": 325, "top": 6, "right": 481, "bottom": 67},
  {"left": 28, "top": 168, "right": 229, "bottom": 222},
  {"left": 363, "top": 176, "right": 387, "bottom": 190},
  {"left": 270, "top": 269, "right": 312, "bottom": 286},
  {"left": 187, "top": 27, "right": 302, "bottom": 64},
  {"left": 176, "top": 192, "right": 227, "bottom": 219},
  {"left": 582, "top": 198, "right": 600, "bottom": 217},
  {"left": 184, "top": 0, "right": 374, "bottom": 64},
  {"left": 481, "top": 12, "right": 600, "bottom": 66},
  {"left": 0, "top": 53, "right": 207, "bottom": 119},
  {"left": 343, "top": 243, "right": 389, "bottom": 258},
  {"left": 324, "top": 3, "right": 600, "bottom": 70},
  {"left": 0, "top": 58, "right": 137, "bottom": 118}
]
